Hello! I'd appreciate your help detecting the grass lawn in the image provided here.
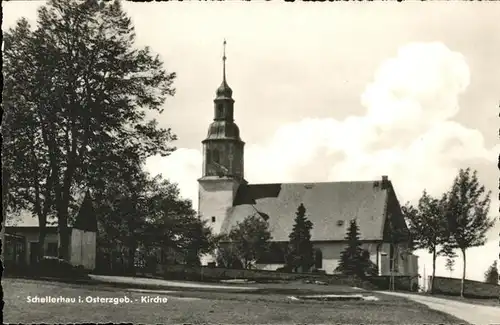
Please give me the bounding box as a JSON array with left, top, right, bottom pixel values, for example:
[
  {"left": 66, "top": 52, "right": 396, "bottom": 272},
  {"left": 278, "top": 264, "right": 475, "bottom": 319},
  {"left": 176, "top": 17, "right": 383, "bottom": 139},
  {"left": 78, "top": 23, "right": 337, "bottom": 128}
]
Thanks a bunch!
[{"left": 3, "top": 278, "right": 468, "bottom": 324}]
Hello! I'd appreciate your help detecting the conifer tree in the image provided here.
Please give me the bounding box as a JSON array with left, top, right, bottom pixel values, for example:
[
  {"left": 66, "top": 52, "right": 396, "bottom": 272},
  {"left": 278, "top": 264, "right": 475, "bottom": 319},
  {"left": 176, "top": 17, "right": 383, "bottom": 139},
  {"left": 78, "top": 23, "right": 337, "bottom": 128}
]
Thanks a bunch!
[
  {"left": 335, "top": 219, "right": 372, "bottom": 277},
  {"left": 484, "top": 260, "right": 499, "bottom": 285},
  {"left": 285, "top": 204, "right": 314, "bottom": 272}
]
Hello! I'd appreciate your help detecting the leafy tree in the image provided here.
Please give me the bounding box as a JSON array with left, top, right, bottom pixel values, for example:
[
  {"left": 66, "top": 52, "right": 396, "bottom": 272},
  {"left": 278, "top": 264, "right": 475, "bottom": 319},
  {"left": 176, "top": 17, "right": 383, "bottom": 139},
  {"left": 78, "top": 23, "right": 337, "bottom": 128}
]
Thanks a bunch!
[
  {"left": 444, "top": 255, "right": 456, "bottom": 278},
  {"left": 3, "top": 19, "right": 57, "bottom": 260},
  {"left": 148, "top": 183, "right": 214, "bottom": 266},
  {"left": 1, "top": 87, "right": 14, "bottom": 263},
  {"left": 3, "top": 0, "right": 177, "bottom": 260},
  {"left": 402, "top": 191, "right": 449, "bottom": 293},
  {"left": 484, "top": 260, "right": 499, "bottom": 285},
  {"left": 180, "top": 216, "right": 215, "bottom": 266},
  {"left": 443, "top": 168, "right": 495, "bottom": 297},
  {"left": 95, "top": 169, "right": 211, "bottom": 273},
  {"left": 227, "top": 215, "right": 272, "bottom": 269},
  {"left": 95, "top": 169, "right": 155, "bottom": 273},
  {"left": 285, "top": 204, "right": 314, "bottom": 272},
  {"left": 214, "top": 236, "right": 244, "bottom": 269},
  {"left": 335, "top": 219, "right": 377, "bottom": 278}
]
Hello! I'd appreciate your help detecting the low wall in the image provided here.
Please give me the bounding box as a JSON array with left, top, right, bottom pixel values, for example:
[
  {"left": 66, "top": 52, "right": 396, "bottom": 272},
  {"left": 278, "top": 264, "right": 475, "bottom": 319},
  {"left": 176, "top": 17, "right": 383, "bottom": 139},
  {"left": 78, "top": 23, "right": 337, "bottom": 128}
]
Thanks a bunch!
[
  {"left": 162, "top": 264, "right": 339, "bottom": 282},
  {"left": 160, "top": 265, "right": 416, "bottom": 291},
  {"left": 430, "top": 276, "right": 500, "bottom": 298},
  {"left": 368, "top": 275, "right": 418, "bottom": 291}
]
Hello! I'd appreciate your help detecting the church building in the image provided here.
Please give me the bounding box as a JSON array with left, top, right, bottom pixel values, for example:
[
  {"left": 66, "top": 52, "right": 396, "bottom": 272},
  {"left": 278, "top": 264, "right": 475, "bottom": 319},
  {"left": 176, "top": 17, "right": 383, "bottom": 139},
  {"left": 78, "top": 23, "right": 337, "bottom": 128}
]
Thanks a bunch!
[{"left": 198, "top": 42, "right": 418, "bottom": 277}]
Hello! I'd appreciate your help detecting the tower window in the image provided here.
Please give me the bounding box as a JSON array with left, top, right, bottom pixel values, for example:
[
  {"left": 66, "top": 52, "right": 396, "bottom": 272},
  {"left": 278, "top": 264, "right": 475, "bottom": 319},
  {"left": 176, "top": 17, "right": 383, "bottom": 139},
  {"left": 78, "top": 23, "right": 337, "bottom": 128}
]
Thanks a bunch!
[
  {"left": 206, "top": 149, "right": 212, "bottom": 162},
  {"left": 212, "top": 149, "right": 220, "bottom": 163},
  {"left": 217, "top": 104, "right": 223, "bottom": 117},
  {"left": 211, "top": 216, "right": 216, "bottom": 223}
]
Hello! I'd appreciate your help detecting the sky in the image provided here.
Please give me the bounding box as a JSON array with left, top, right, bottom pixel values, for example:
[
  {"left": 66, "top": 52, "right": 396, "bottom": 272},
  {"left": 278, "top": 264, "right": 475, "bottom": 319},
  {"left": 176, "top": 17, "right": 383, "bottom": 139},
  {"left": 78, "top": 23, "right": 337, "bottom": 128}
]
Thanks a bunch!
[{"left": 4, "top": 1, "right": 499, "bottom": 283}]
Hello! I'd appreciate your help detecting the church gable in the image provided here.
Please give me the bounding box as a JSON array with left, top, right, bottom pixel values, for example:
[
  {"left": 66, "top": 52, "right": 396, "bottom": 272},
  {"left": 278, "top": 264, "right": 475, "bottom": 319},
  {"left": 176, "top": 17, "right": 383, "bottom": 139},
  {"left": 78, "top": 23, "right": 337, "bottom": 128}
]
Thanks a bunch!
[
  {"left": 223, "top": 179, "right": 396, "bottom": 242},
  {"left": 382, "top": 183, "right": 410, "bottom": 243}
]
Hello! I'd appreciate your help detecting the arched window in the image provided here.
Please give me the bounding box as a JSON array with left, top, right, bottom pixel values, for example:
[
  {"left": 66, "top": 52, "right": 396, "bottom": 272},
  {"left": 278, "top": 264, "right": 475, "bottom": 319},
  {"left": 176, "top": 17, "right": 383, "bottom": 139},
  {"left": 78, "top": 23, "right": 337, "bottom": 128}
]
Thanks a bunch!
[
  {"left": 206, "top": 149, "right": 212, "bottom": 162},
  {"left": 217, "top": 104, "right": 224, "bottom": 118},
  {"left": 314, "top": 249, "right": 323, "bottom": 269},
  {"left": 212, "top": 149, "right": 220, "bottom": 163}
]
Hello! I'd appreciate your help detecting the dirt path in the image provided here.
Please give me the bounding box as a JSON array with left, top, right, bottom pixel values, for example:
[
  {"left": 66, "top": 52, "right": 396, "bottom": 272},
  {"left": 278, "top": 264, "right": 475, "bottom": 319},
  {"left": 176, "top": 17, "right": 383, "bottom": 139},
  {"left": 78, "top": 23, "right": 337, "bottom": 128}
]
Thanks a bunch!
[{"left": 378, "top": 291, "right": 500, "bottom": 325}]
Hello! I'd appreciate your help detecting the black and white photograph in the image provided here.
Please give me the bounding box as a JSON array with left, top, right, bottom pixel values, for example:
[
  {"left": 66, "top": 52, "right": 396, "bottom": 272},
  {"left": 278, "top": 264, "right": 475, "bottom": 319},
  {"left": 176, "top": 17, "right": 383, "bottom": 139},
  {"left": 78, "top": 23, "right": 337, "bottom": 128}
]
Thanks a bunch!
[{"left": 2, "top": 0, "right": 499, "bottom": 324}]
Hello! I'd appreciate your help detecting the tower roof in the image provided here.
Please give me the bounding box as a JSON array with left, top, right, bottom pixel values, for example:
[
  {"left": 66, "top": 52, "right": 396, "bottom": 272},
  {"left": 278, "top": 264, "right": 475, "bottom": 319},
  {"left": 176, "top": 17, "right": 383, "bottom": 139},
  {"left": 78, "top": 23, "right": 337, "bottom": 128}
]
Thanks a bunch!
[
  {"left": 204, "top": 120, "right": 242, "bottom": 141},
  {"left": 73, "top": 190, "right": 98, "bottom": 232},
  {"left": 216, "top": 39, "right": 233, "bottom": 98}
]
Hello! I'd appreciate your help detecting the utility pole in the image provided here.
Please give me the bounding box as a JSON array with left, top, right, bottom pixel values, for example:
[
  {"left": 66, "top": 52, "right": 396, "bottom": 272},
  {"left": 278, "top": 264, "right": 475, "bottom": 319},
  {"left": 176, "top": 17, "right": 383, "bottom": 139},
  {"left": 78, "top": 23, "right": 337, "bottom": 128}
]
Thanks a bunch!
[{"left": 423, "top": 264, "right": 427, "bottom": 292}]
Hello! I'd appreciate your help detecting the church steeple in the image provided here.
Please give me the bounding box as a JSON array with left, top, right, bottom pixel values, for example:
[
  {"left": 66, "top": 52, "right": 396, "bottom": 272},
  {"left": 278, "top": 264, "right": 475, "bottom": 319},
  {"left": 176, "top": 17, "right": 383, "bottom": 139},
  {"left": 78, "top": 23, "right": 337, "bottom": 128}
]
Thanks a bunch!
[
  {"left": 216, "top": 39, "right": 233, "bottom": 99},
  {"left": 198, "top": 40, "right": 246, "bottom": 250},
  {"left": 213, "top": 40, "right": 235, "bottom": 122},
  {"left": 201, "top": 39, "right": 245, "bottom": 180}
]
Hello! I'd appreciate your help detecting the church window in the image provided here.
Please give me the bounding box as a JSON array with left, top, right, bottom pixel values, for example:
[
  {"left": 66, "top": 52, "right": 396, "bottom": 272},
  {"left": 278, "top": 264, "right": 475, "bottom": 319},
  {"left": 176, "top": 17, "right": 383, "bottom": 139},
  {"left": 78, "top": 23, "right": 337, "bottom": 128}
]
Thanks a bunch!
[
  {"left": 314, "top": 249, "right": 323, "bottom": 269},
  {"left": 206, "top": 149, "right": 212, "bottom": 162},
  {"left": 211, "top": 216, "right": 216, "bottom": 223},
  {"left": 217, "top": 104, "right": 224, "bottom": 118},
  {"left": 212, "top": 149, "right": 220, "bottom": 163}
]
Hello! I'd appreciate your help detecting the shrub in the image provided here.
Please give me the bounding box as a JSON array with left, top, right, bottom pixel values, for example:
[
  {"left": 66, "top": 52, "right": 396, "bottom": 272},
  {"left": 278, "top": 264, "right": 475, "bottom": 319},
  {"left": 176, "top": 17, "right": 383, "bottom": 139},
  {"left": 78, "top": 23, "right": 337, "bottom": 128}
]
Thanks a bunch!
[
  {"left": 412, "top": 282, "right": 419, "bottom": 292},
  {"left": 35, "top": 256, "right": 89, "bottom": 279},
  {"left": 276, "top": 265, "right": 293, "bottom": 273}
]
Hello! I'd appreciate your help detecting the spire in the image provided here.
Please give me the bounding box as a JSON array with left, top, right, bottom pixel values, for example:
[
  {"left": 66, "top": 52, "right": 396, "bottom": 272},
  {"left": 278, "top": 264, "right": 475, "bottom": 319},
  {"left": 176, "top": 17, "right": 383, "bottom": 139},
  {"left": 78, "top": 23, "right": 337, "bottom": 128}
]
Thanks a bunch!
[
  {"left": 216, "top": 38, "right": 233, "bottom": 98},
  {"left": 222, "top": 38, "right": 227, "bottom": 82}
]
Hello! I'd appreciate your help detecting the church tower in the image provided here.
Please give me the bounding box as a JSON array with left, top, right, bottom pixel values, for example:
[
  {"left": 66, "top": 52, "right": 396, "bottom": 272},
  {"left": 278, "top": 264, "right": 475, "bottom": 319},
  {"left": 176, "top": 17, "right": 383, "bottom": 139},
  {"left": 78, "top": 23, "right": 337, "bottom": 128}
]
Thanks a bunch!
[{"left": 198, "top": 40, "right": 246, "bottom": 237}]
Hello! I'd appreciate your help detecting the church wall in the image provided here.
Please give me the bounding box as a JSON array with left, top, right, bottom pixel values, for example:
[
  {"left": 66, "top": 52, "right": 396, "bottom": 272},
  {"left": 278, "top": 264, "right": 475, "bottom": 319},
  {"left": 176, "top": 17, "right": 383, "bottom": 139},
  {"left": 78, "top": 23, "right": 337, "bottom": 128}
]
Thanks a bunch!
[
  {"left": 255, "top": 241, "right": 416, "bottom": 276},
  {"left": 378, "top": 242, "right": 415, "bottom": 276},
  {"left": 255, "top": 242, "right": 384, "bottom": 274},
  {"left": 314, "top": 242, "right": 381, "bottom": 274},
  {"left": 198, "top": 179, "right": 240, "bottom": 235}
]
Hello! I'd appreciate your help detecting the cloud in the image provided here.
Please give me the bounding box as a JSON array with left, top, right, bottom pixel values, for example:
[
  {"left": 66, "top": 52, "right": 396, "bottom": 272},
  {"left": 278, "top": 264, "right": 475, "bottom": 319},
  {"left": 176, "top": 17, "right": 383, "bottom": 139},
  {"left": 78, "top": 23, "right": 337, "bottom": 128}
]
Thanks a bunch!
[
  {"left": 145, "top": 42, "right": 497, "bottom": 281},
  {"left": 362, "top": 42, "right": 470, "bottom": 128},
  {"left": 146, "top": 148, "right": 202, "bottom": 208}
]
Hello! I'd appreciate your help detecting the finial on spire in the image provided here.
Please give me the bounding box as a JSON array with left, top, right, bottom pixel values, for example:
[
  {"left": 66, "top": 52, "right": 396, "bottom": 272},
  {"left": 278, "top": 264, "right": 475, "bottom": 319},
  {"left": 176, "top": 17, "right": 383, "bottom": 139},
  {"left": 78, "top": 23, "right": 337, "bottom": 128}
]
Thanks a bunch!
[
  {"left": 222, "top": 39, "right": 227, "bottom": 82},
  {"left": 216, "top": 38, "right": 233, "bottom": 98}
]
